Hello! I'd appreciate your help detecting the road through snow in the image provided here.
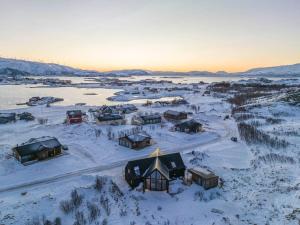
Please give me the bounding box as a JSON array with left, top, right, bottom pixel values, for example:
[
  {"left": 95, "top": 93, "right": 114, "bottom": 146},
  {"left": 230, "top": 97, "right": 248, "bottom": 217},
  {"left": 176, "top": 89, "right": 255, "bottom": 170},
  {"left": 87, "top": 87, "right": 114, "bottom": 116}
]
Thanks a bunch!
[{"left": 0, "top": 121, "right": 231, "bottom": 194}]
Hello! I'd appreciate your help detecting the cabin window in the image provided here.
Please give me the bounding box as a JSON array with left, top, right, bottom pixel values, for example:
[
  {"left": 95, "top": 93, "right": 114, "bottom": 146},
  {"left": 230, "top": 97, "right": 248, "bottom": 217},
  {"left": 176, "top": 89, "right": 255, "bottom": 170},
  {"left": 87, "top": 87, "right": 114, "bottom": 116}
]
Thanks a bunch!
[
  {"left": 134, "top": 166, "right": 140, "bottom": 176},
  {"left": 171, "top": 161, "right": 176, "bottom": 168}
]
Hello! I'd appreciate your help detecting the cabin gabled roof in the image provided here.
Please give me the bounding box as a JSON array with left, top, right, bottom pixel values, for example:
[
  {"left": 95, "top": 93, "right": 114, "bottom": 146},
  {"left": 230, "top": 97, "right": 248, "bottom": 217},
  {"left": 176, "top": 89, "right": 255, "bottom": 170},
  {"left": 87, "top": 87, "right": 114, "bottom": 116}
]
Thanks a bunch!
[
  {"left": 122, "top": 133, "right": 151, "bottom": 143},
  {"left": 13, "top": 136, "right": 62, "bottom": 157},
  {"left": 126, "top": 150, "right": 185, "bottom": 179},
  {"left": 143, "top": 157, "right": 170, "bottom": 180},
  {"left": 175, "top": 119, "right": 202, "bottom": 129}
]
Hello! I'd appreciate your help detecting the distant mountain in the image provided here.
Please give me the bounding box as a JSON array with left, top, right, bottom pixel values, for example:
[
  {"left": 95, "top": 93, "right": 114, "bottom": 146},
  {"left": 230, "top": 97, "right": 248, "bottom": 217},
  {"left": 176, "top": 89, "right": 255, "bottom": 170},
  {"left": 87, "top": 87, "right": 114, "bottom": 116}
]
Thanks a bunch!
[
  {"left": 0, "top": 57, "right": 299, "bottom": 77},
  {"left": 240, "top": 63, "right": 300, "bottom": 76},
  {"left": 0, "top": 57, "right": 98, "bottom": 76},
  {"left": 0, "top": 67, "right": 30, "bottom": 76},
  {"left": 0, "top": 57, "right": 151, "bottom": 76}
]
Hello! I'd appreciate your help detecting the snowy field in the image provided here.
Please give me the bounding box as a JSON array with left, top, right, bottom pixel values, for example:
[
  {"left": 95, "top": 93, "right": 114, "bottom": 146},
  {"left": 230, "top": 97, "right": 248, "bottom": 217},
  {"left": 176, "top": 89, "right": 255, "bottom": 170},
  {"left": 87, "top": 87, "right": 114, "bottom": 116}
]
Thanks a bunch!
[{"left": 0, "top": 78, "right": 299, "bottom": 225}]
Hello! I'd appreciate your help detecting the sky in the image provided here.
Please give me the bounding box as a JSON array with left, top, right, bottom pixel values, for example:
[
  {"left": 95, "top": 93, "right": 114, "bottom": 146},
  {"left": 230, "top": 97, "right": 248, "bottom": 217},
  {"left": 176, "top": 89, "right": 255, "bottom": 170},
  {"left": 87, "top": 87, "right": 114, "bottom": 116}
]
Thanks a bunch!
[{"left": 0, "top": 0, "right": 300, "bottom": 72}]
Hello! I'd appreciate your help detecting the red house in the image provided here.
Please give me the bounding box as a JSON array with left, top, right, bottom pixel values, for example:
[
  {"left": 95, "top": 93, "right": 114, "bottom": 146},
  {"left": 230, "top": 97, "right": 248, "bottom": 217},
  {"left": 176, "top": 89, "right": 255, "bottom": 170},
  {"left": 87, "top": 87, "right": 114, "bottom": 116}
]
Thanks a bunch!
[{"left": 66, "top": 110, "right": 83, "bottom": 124}]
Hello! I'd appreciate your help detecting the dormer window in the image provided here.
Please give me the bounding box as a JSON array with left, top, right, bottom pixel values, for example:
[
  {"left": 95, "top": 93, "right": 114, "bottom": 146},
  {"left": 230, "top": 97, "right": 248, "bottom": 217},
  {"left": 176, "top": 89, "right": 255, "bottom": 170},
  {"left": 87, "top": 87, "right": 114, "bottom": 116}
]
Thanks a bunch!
[
  {"left": 134, "top": 166, "right": 140, "bottom": 176},
  {"left": 171, "top": 161, "right": 176, "bottom": 168}
]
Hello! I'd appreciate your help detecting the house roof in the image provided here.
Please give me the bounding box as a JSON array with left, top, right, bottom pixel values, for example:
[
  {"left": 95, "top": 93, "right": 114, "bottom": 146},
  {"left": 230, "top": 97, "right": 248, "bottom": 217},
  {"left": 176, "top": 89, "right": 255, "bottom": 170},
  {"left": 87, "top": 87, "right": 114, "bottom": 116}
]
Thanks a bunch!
[
  {"left": 13, "top": 136, "right": 62, "bottom": 157},
  {"left": 188, "top": 167, "right": 218, "bottom": 179},
  {"left": 175, "top": 119, "right": 202, "bottom": 129},
  {"left": 140, "top": 114, "right": 161, "bottom": 120},
  {"left": 123, "top": 133, "right": 151, "bottom": 143},
  {"left": 126, "top": 151, "right": 186, "bottom": 180},
  {"left": 164, "top": 110, "right": 186, "bottom": 116},
  {"left": 97, "top": 113, "right": 123, "bottom": 121},
  {"left": 143, "top": 157, "right": 170, "bottom": 180},
  {"left": 67, "top": 110, "right": 82, "bottom": 117}
]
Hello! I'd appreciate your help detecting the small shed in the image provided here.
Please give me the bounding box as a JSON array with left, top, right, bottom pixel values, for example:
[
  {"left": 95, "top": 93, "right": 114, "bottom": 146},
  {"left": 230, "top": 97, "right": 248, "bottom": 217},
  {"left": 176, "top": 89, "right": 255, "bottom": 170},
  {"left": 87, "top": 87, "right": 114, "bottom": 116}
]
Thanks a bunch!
[
  {"left": 163, "top": 110, "right": 187, "bottom": 121},
  {"left": 188, "top": 167, "right": 219, "bottom": 189},
  {"left": 0, "top": 113, "right": 16, "bottom": 124},
  {"left": 12, "top": 136, "right": 62, "bottom": 164},
  {"left": 66, "top": 110, "right": 83, "bottom": 124},
  {"left": 119, "top": 133, "right": 152, "bottom": 149},
  {"left": 174, "top": 119, "right": 202, "bottom": 133}
]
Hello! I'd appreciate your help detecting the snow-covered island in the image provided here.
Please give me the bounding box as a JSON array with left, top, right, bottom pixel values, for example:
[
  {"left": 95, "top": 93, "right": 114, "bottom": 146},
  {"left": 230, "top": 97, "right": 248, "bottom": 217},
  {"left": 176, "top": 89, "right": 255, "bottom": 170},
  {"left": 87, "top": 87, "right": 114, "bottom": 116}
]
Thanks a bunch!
[{"left": 0, "top": 75, "right": 300, "bottom": 225}]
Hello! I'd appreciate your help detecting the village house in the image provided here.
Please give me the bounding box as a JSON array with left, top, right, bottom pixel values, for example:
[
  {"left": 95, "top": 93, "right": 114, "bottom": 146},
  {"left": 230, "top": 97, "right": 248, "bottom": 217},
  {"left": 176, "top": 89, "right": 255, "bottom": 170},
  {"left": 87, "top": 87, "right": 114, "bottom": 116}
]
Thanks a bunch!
[
  {"left": 188, "top": 167, "right": 219, "bottom": 189},
  {"left": 0, "top": 112, "right": 16, "bottom": 124},
  {"left": 174, "top": 119, "right": 202, "bottom": 133},
  {"left": 12, "top": 136, "right": 63, "bottom": 164},
  {"left": 119, "top": 133, "right": 152, "bottom": 149},
  {"left": 66, "top": 110, "right": 83, "bottom": 124},
  {"left": 132, "top": 114, "right": 162, "bottom": 125},
  {"left": 18, "top": 112, "right": 35, "bottom": 121},
  {"left": 98, "top": 104, "right": 138, "bottom": 115},
  {"left": 163, "top": 110, "right": 188, "bottom": 121},
  {"left": 96, "top": 113, "right": 125, "bottom": 125},
  {"left": 125, "top": 149, "right": 186, "bottom": 192}
]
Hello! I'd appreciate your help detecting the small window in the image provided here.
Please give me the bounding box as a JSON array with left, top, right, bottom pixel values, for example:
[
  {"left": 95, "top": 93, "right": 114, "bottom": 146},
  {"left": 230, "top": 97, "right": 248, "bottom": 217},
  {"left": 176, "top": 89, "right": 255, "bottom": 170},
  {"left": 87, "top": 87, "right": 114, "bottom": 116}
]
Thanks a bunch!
[
  {"left": 134, "top": 166, "right": 140, "bottom": 176},
  {"left": 171, "top": 161, "right": 176, "bottom": 168}
]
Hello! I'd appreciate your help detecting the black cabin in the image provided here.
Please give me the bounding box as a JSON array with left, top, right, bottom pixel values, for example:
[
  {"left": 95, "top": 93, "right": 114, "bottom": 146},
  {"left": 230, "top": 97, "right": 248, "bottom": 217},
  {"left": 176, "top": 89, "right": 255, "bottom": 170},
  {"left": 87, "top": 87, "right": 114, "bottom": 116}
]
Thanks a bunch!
[
  {"left": 163, "top": 110, "right": 187, "bottom": 121},
  {"left": 174, "top": 119, "right": 202, "bottom": 133},
  {"left": 125, "top": 149, "right": 186, "bottom": 192}
]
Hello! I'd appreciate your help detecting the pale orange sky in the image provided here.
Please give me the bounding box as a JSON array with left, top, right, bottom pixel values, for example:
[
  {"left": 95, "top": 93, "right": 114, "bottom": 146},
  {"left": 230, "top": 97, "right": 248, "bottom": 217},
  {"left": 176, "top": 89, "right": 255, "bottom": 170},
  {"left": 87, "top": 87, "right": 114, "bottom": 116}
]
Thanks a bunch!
[{"left": 0, "top": 0, "right": 300, "bottom": 72}]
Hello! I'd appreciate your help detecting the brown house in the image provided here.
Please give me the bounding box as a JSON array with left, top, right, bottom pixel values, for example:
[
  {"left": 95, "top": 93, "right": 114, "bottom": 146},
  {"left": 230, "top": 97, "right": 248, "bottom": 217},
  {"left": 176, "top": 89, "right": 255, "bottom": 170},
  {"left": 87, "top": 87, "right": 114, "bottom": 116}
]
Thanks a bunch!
[
  {"left": 119, "top": 133, "right": 152, "bottom": 149},
  {"left": 13, "top": 136, "right": 63, "bottom": 164},
  {"left": 163, "top": 110, "right": 187, "bottom": 121},
  {"left": 188, "top": 167, "right": 219, "bottom": 189}
]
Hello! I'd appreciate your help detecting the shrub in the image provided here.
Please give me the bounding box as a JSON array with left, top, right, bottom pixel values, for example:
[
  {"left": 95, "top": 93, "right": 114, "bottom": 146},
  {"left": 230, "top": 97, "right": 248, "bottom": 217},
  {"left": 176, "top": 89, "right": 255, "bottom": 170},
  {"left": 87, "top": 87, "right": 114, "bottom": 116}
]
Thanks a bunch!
[
  {"left": 71, "top": 189, "right": 83, "bottom": 208},
  {"left": 60, "top": 200, "right": 74, "bottom": 214},
  {"left": 73, "top": 211, "right": 87, "bottom": 225},
  {"left": 87, "top": 201, "right": 100, "bottom": 222}
]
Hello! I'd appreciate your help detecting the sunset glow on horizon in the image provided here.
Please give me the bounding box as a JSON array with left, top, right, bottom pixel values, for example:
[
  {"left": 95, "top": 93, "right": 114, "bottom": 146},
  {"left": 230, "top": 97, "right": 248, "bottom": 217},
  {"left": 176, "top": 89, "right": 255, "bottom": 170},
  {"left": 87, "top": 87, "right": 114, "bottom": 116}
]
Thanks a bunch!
[{"left": 1, "top": 0, "right": 300, "bottom": 72}]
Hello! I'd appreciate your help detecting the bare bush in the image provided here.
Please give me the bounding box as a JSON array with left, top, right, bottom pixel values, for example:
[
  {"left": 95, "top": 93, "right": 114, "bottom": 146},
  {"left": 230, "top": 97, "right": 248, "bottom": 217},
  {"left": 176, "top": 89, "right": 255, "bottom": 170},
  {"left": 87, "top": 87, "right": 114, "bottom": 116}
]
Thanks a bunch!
[
  {"left": 73, "top": 211, "right": 87, "bottom": 225},
  {"left": 109, "top": 181, "right": 123, "bottom": 201},
  {"left": 102, "top": 219, "right": 108, "bottom": 225},
  {"left": 60, "top": 200, "right": 74, "bottom": 214},
  {"left": 94, "top": 176, "right": 107, "bottom": 192},
  {"left": 87, "top": 201, "right": 100, "bottom": 222},
  {"left": 71, "top": 189, "right": 83, "bottom": 208},
  {"left": 238, "top": 122, "right": 289, "bottom": 149},
  {"left": 100, "top": 195, "right": 111, "bottom": 216},
  {"left": 26, "top": 216, "right": 41, "bottom": 225}
]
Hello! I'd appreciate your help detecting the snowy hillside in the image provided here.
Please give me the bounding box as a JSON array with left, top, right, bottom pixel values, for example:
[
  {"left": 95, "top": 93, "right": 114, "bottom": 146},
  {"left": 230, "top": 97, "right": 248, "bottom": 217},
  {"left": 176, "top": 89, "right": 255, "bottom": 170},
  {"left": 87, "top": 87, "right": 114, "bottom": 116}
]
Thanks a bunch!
[
  {"left": 241, "top": 63, "right": 300, "bottom": 76},
  {"left": 0, "top": 57, "right": 98, "bottom": 76},
  {"left": 0, "top": 58, "right": 150, "bottom": 76}
]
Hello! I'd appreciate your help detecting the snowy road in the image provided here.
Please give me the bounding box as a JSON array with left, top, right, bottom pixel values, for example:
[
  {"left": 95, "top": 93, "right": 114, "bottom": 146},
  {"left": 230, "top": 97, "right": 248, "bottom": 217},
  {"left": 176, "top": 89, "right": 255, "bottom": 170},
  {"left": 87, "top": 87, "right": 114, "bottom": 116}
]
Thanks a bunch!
[{"left": 0, "top": 122, "right": 230, "bottom": 194}]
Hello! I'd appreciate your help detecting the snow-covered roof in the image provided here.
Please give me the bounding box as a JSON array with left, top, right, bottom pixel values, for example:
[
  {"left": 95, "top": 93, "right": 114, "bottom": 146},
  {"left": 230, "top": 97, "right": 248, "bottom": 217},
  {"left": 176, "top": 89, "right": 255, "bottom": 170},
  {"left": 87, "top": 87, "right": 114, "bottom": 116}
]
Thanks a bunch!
[
  {"left": 189, "top": 167, "right": 218, "bottom": 179},
  {"left": 126, "top": 133, "right": 151, "bottom": 142},
  {"left": 0, "top": 112, "right": 16, "bottom": 118}
]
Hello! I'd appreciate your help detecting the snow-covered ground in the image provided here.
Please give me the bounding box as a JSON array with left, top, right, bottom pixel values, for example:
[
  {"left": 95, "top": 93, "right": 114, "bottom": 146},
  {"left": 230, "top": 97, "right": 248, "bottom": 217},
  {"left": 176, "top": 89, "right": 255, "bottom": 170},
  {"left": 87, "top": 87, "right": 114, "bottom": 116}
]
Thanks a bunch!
[{"left": 0, "top": 78, "right": 299, "bottom": 225}]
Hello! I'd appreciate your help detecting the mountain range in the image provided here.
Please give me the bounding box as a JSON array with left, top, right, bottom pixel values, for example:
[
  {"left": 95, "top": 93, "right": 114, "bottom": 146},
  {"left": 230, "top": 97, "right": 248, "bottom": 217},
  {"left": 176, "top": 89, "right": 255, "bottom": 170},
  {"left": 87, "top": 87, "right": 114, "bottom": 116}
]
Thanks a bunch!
[{"left": 0, "top": 57, "right": 300, "bottom": 77}]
